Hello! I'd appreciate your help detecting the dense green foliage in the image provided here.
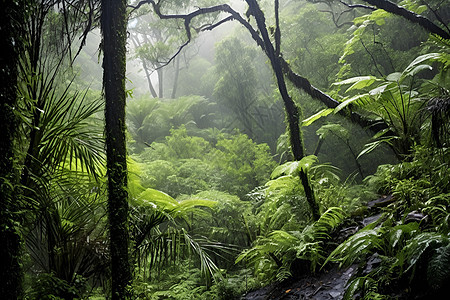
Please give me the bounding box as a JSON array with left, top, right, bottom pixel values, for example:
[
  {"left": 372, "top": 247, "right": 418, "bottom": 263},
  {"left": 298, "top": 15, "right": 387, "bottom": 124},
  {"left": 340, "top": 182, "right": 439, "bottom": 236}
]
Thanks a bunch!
[{"left": 2, "top": 0, "right": 449, "bottom": 299}]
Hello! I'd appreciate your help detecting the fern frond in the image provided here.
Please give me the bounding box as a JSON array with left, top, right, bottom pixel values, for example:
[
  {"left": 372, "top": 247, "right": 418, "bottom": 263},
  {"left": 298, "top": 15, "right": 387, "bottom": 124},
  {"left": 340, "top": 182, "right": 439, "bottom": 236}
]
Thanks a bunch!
[
  {"left": 400, "top": 232, "right": 447, "bottom": 274},
  {"left": 325, "top": 228, "right": 382, "bottom": 267},
  {"left": 314, "top": 207, "right": 345, "bottom": 235},
  {"left": 427, "top": 243, "right": 450, "bottom": 290}
]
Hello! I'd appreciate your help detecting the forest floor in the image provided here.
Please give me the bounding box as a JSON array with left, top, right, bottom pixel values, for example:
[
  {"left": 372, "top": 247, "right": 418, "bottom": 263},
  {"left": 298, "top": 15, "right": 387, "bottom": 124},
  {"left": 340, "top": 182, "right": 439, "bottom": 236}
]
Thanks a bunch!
[
  {"left": 241, "top": 195, "right": 441, "bottom": 300},
  {"left": 242, "top": 264, "right": 357, "bottom": 300}
]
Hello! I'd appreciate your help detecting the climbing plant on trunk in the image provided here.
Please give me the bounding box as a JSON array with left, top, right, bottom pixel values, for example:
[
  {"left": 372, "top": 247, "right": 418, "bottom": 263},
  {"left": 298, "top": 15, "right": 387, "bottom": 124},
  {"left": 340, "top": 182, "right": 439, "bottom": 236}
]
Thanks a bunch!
[{"left": 101, "top": 0, "right": 132, "bottom": 298}]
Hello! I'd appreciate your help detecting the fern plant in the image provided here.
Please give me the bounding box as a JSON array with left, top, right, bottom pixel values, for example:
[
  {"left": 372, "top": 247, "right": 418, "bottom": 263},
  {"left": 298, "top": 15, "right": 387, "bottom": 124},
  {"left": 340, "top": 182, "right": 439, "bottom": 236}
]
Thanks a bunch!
[
  {"left": 236, "top": 207, "right": 345, "bottom": 283},
  {"left": 326, "top": 218, "right": 450, "bottom": 298}
]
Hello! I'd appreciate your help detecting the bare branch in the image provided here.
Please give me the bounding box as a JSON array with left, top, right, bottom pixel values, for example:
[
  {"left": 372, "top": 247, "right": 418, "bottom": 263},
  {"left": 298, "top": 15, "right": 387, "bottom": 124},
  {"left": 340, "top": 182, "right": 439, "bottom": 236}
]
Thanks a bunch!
[
  {"left": 361, "top": 0, "right": 450, "bottom": 39},
  {"left": 274, "top": 0, "right": 281, "bottom": 56},
  {"left": 198, "top": 16, "right": 234, "bottom": 32},
  {"left": 420, "top": 0, "right": 450, "bottom": 34},
  {"left": 319, "top": 8, "right": 354, "bottom": 28},
  {"left": 132, "top": 0, "right": 388, "bottom": 135},
  {"left": 339, "top": 0, "right": 376, "bottom": 10},
  {"left": 128, "top": 0, "right": 151, "bottom": 14},
  {"left": 130, "top": 0, "right": 264, "bottom": 69}
]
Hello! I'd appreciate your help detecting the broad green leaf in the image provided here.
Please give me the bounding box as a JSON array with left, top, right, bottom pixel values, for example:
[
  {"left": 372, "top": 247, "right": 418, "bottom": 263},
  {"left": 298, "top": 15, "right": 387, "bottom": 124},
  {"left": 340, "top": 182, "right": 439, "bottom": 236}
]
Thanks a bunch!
[
  {"left": 137, "top": 188, "right": 178, "bottom": 208},
  {"left": 346, "top": 77, "right": 379, "bottom": 92},
  {"left": 372, "top": 128, "right": 390, "bottom": 139},
  {"left": 402, "top": 53, "right": 440, "bottom": 76},
  {"left": 404, "top": 64, "right": 432, "bottom": 77},
  {"left": 386, "top": 72, "right": 402, "bottom": 82},
  {"left": 302, "top": 108, "right": 334, "bottom": 127},
  {"left": 333, "top": 76, "right": 378, "bottom": 86},
  {"left": 271, "top": 161, "right": 300, "bottom": 179},
  {"left": 369, "top": 83, "right": 390, "bottom": 95},
  {"left": 270, "top": 155, "right": 317, "bottom": 179},
  {"left": 299, "top": 155, "right": 318, "bottom": 172},
  {"left": 357, "top": 137, "right": 398, "bottom": 159},
  {"left": 334, "top": 94, "right": 370, "bottom": 114},
  {"left": 177, "top": 198, "right": 216, "bottom": 210}
]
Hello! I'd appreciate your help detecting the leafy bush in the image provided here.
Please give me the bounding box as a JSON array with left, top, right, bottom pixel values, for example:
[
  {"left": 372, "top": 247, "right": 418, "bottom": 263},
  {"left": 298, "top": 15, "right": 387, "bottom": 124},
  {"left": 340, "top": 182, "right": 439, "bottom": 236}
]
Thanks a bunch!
[
  {"left": 127, "top": 96, "right": 209, "bottom": 152},
  {"left": 28, "top": 272, "right": 88, "bottom": 300},
  {"left": 209, "top": 132, "right": 277, "bottom": 196},
  {"left": 134, "top": 128, "right": 276, "bottom": 197},
  {"left": 237, "top": 207, "right": 345, "bottom": 283}
]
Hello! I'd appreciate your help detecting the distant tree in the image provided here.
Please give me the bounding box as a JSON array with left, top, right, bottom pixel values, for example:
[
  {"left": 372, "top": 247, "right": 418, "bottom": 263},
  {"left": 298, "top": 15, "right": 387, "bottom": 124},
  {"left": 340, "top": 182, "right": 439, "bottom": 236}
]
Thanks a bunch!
[
  {"left": 129, "top": 0, "right": 215, "bottom": 98},
  {"left": 129, "top": 13, "right": 180, "bottom": 98},
  {"left": 129, "top": 0, "right": 321, "bottom": 219},
  {"left": 101, "top": 0, "right": 132, "bottom": 298},
  {"left": 213, "top": 38, "right": 259, "bottom": 139}
]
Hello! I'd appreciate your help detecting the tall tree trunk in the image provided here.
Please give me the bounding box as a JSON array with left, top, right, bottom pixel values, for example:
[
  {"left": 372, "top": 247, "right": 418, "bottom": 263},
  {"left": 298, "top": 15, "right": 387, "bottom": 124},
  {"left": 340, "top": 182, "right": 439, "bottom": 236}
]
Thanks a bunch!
[
  {"left": 130, "top": 34, "right": 158, "bottom": 98},
  {"left": 157, "top": 67, "right": 164, "bottom": 98},
  {"left": 245, "top": 0, "right": 320, "bottom": 220},
  {"left": 0, "top": 0, "right": 27, "bottom": 298},
  {"left": 101, "top": 0, "right": 132, "bottom": 298},
  {"left": 171, "top": 56, "right": 180, "bottom": 99}
]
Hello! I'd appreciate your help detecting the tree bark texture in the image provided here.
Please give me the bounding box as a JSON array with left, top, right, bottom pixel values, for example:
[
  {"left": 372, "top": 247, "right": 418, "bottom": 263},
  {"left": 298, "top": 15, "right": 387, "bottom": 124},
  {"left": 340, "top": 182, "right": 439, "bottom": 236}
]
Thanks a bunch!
[
  {"left": 0, "top": 0, "right": 27, "bottom": 298},
  {"left": 101, "top": 0, "right": 132, "bottom": 298}
]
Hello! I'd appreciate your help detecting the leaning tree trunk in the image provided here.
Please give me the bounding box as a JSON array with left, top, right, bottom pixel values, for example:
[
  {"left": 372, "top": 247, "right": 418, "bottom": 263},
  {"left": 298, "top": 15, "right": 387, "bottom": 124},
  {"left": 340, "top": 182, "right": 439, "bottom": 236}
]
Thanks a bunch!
[
  {"left": 101, "top": 0, "right": 132, "bottom": 298},
  {"left": 0, "top": 0, "right": 27, "bottom": 298},
  {"left": 245, "top": 0, "right": 320, "bottom": 220},
  {"left": 362, "top": 0, "right": 450, "bottom": 39}
]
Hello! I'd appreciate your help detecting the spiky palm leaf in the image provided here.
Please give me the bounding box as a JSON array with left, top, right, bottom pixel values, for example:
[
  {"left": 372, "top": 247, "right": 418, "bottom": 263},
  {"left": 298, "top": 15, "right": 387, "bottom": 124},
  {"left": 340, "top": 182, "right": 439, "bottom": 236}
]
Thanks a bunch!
[{"left": 130, "top": 188, "right": 222, "bottom": 283}]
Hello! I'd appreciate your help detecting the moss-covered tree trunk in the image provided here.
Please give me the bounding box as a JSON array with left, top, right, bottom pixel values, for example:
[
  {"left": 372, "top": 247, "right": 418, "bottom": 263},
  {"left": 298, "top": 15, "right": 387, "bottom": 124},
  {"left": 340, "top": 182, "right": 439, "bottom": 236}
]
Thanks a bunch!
[
  {"left": 101, "top": 0, "right": 132, "bottom": 298},
  {"left": 245, "top": 0, "right": 320, "bottom": 220},
  {"left": 0, "top": 0, "right": 27, "bottom": 298}
]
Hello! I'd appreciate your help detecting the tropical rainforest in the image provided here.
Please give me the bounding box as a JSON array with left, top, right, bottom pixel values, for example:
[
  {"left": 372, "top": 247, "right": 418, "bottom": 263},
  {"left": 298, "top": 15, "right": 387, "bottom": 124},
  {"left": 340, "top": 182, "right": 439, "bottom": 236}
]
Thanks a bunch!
[{"left": 0, "top": 0, "right": 449, "bottom": 299}]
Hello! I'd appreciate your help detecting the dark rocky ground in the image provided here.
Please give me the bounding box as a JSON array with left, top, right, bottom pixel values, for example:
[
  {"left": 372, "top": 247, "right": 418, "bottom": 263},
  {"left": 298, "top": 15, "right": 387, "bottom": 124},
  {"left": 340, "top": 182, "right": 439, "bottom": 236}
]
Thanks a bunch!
[
  {"left": 241, "top": 195, "right": 448, "bottom": 300},
  {"left": 242, "top": 265, "right": 356, "bottom": 300}
]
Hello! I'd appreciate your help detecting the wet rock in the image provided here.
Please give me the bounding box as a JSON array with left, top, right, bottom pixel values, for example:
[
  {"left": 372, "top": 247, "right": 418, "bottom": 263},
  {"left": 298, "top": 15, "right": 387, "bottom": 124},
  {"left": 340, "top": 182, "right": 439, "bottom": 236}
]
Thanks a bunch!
[
  {"left": 329, "top": 290, "right": 341, "bottom": 298},
  {"left": 242, "top": 265, "right": 357, "bottom": 300},
  {"left": 368, "top": 194, "right": 395, "bottom": 208},
  {"left": 364, "top": 253, "right": 382, "bottom": 274},
  {"left": 405, "top": 210, "right": 428, "bottom": 224},
  {"left": 362, "top": 213, "right": 383, "bottom": 227}
]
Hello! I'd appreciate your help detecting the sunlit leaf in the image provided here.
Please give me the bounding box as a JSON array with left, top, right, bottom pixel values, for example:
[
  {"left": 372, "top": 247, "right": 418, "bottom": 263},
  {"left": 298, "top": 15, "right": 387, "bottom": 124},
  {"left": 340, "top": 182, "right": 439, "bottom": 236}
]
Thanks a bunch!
[
  {"left": 138, "top": 188, "right": 178, "bottom": 208},
  {"left": 302, "top": 108, "right": 334, "bottom": 127},
  {"left": 357, "top": 137, "right": 398, "bottom": 159},
  {"left": 386, "top": 72, "right": 402, "bottom": 82},
  {"left": 404, "top": 64, "right": 432, "bottom": 77},
  {"left": 334, "top": 94, "right": 370, "bottom": 113},
  {"left": 402, "top": 53, "right": 440, "bottom": 76}
]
